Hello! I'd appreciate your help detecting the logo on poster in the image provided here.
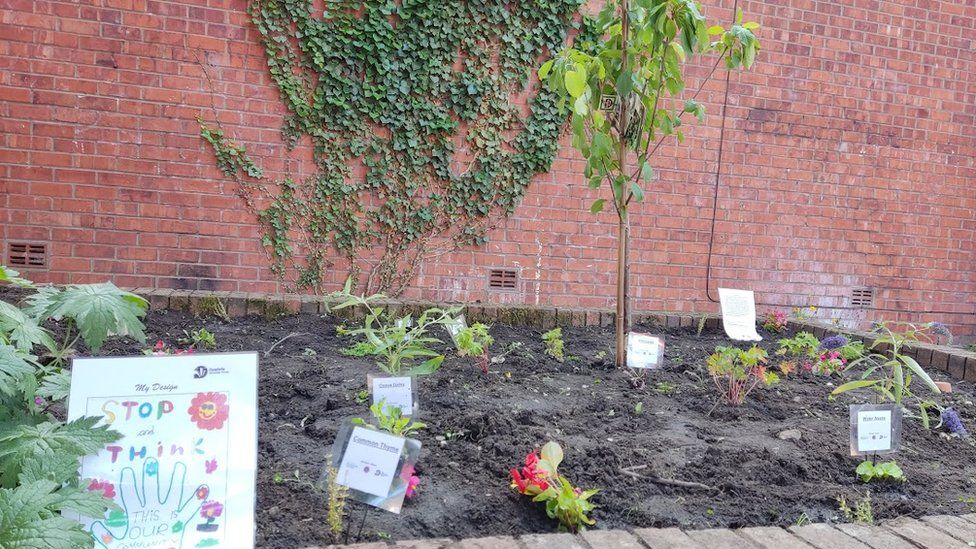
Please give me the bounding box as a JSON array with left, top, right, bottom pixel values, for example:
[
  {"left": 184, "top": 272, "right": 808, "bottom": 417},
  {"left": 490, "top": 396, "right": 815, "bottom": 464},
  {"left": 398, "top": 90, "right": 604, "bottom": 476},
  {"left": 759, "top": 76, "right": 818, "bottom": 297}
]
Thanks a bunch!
[{"left": 193, "top": 366, "right": 208, "bottom": 379}]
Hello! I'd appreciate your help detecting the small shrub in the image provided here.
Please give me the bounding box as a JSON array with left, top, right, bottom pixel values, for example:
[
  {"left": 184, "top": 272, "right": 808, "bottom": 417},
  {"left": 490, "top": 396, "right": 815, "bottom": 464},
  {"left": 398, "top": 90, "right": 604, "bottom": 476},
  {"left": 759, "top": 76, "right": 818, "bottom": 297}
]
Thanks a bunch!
[
  {"left": 510, "top": 441, "right": 598, "bottom": 533},
  {"left": 352, "top": 399, "right": 426, "bottom": 438},
  {"left": 179, "top": 328, "right": 217, "bottom": 350},
  {"left": 837, "top": 491, "right": 873, "bottom": 524},
  {"left": 542, "top": 328, "right": 564, "bottom": 363},
  {"left": 706, "top": 346, "right": 778, "bottom": 405},
  {"left": 455, "top": 323, "right": 494, "bottom": 373}
]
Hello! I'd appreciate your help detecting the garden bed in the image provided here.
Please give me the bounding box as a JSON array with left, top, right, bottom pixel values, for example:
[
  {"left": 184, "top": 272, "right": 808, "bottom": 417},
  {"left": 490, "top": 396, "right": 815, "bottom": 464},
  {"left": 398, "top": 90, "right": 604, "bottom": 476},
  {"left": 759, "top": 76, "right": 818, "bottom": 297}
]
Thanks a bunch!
[{"left": 74, "top": 308, "right": 976, "bottom": 546}]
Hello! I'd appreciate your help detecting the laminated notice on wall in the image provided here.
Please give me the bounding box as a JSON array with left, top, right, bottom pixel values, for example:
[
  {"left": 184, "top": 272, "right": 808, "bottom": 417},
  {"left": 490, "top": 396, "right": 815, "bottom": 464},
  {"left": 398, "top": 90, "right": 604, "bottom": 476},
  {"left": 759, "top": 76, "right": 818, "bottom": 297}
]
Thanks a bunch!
[{"left": 718, "top": 288, "right": 763, "bottom": 342}]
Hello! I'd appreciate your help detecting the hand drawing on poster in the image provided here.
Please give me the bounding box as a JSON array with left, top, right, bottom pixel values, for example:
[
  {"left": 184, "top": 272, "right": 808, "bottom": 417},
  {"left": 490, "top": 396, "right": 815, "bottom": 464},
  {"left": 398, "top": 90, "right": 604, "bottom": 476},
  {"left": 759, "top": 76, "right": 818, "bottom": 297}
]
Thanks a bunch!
[
  {"left": 718, "top": 288, "right": 763, "bottom": 342},
  {"left": 67, "top": 353, "right": 259, "bottom": 549}
]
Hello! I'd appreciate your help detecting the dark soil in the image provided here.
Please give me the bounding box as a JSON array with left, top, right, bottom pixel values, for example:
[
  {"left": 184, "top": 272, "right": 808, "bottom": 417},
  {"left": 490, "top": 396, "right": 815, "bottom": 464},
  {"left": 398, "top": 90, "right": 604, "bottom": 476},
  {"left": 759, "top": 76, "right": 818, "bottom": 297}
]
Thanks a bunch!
[{"left": 12, "top": 293, "right": 976, "bottom": 546}]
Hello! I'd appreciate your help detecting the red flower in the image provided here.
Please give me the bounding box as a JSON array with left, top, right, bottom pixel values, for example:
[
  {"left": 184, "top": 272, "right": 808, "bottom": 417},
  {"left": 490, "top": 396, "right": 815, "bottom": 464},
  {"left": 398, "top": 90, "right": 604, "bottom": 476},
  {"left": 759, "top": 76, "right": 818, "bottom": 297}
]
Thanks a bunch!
[
  {"left": 188, "top": 392, "right": 229, "bottom": 430},
  {"left": 154, "top": 340, "right": 165, "bottom": 351},
  {"left": 87, "top": 479, "right": 116, "bottom": 499},
  {"left": 406, "top": 475, "right": 420, "bottom": 498},
  {"left": 510, "top": 451, "right": 550, "bottom": 494}
]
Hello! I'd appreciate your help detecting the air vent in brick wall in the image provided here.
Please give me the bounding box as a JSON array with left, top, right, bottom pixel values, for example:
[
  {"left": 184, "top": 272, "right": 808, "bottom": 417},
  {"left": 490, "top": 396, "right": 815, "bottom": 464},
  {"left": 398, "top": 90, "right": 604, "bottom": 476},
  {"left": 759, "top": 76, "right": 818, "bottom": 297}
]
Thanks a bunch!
[
  {"left": 6, "top": 242, "right": 47, "bottom": 269},
  {"left": 488, "top": 268, "right": 518, "bottom": 291},
  {"left": 850, "top": 287, "right": 874, "bottom": 308}
]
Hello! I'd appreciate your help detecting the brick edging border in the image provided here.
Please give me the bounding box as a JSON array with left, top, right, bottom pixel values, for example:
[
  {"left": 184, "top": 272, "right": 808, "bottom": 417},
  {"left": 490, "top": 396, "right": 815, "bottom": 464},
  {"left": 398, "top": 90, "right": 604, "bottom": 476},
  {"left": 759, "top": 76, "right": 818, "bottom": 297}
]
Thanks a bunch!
[{"left": 129, "top": 288, "right": 976, "bottom": 383}]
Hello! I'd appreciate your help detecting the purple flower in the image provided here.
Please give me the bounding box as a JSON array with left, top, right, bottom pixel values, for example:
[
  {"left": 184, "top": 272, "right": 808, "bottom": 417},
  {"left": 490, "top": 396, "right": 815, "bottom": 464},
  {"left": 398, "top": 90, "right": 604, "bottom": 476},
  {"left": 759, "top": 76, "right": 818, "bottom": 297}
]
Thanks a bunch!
[
  {"left": 34, "top": 396, "right": 45, "bottom": 407},
  {"left": 929, "top": 322, "right": 951, "bottom": 336},
  {"left": 820, "top": 335, "right": 848, "bottom": 350},
  {"left": 942, "top": 408, "right": 968, "bottom": 437}
]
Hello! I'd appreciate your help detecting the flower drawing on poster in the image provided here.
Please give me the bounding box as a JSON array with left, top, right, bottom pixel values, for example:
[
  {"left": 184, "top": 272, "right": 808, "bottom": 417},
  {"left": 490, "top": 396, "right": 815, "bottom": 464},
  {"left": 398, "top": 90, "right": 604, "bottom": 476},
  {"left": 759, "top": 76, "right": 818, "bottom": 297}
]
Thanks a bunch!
[{"left": 188, "top": 392, "right": 230, "bottom": 430}]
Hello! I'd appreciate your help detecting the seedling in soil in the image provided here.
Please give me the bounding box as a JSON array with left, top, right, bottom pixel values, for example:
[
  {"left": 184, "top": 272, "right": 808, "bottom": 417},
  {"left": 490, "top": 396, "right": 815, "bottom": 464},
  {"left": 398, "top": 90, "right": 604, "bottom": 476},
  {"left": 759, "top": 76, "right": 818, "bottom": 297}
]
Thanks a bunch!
[
  {"left": 455, "top": 322, "right": 494, "bottom": 373},
  {"left": 654, "top": 382, "right": 676, "bottom": 395},
  {"left": 353, "top": 389, "right": 369, "bottom": 405},
  {"left": 353, "top": 399, "right": 426, "bottom": 437},
  {"left": 324, "top": 462, "right": 349, "bottom": 538},
  {"left": 634, "top": 402, "right": 644, "bottom": 414},
  {"left": 792, "top": 513, "right": 811, "bottom": 527},
  {"left": 491, "top": 341, "right": 527, "bottom": 364},
  {"left": 837, "top": 491, "right": 873, "bottom": 524},
  {"left": 179, "top": 327, "right": 217, "bottom": 350},
  {"left": 302, "top": 347, "right": 317, "bottom": 356},
  {"left": 272, "top": 470, "right": 318, "bottom": 490},
  {"left": 341, "top": 341, "right": 377, "bottom": 357},
  {"left": 856, "top": 460, "right": 906, "bottom": 483},
  {"left": 542, "top": 328, "right": 565, "bottom": 363}
]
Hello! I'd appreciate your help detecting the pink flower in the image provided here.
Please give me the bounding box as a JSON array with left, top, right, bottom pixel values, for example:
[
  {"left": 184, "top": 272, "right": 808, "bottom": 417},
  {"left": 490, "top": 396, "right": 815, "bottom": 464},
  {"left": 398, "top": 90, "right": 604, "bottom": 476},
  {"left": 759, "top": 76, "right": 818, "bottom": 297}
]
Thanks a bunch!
[
  {"left": 154, "top": 340, "right": 165, "bottom": 351},
  {"left": 200, "top": 500, "right": 223, "bottom": 520},
  {"left": 196, "top": 486, "right": 210, "bottom": 500},
  {"left": 406, "top": 475, "right": 420, "bottom": 498},
  {"left": 205, "top": 459, "right": 217, "bottom": 474},
  {"left": 87, "top": 479, "right": 116, "bottom": 499}
]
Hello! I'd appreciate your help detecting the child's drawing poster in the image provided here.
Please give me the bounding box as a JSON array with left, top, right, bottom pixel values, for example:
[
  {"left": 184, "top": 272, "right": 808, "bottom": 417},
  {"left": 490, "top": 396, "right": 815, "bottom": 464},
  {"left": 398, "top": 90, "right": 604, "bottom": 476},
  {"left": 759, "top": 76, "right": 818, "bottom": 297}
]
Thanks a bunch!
[{"left": 67, "top": 352, "right": 259, "bottom": 549}]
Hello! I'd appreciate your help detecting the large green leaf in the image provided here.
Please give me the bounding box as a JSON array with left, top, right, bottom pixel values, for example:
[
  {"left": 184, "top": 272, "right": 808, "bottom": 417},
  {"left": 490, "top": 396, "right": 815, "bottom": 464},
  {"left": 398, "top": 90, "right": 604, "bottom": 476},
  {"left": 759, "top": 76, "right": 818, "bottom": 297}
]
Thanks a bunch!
[
  {"left": 0, "top": 301, "right": 55, "bottom": 353},
  {"left": 0, "top": 480, "right": 99, "bottom": 548},
  {"left": 0, "top": 345, "right": 35, "bottom": 398},
  {"left": 38, "top": 283, "right": 147, "bottom": 351},
  {"left": 0, "top": 417, "right": 120, "bottom": 489},
  {"left": 37, "top": 370, "right": 71, "bottom": 402},
  {"left": 830, "top": 379, "right": 879, "bottom": 396},
  {"left": 0, "top": 266, "right": 33, "bottom": 288}
]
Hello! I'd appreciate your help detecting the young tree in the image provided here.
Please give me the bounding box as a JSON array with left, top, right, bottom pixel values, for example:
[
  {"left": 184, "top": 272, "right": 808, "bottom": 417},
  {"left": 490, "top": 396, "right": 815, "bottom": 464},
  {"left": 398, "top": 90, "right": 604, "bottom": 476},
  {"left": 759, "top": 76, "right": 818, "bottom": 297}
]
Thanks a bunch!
[{"left": 539, "top": 0, "right": 760, "bottom": 367}]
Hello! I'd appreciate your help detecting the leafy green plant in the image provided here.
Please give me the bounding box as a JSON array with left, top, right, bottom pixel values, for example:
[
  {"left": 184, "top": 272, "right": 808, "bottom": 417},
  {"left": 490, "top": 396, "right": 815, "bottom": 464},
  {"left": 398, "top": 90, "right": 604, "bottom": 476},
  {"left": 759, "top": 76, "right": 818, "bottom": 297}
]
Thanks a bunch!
[
  {"left": 539, "top": 1, "right": 760, "bottom": 365},
  {"left": 775, "top": 332, "right": 819, "bottom": 358},
  {"left": 855, "top": 460, "right": 905, "bottom": 483},
  {"left": 0, "top": 266, "right": 148, "bottom": 547},
  {"left": 837, "top": 491, "right": 873, "bottom": 525},
  {"left": 352, "top": 399, "right": 426, "bottom": 438},
  {"left": 327, "top": 279, "right": 458, "bottom": 376},
  {"left": 542, "top": 328, "right": 565, "bottom": 363},
  {"left": 340, "top": 341, "right": 377, "bottom": 358},
  {"left": 510, "top": 441, "right": 599, "bottom": 533},
  {"left": 831, "top": 321, "right": 940, "bottom": 406},
  {"left": 762, "top": 311, "right": 787, "bottom": 333},
  {"left": 455, "top": 323, "right": 494, "bottom": 373},
  {"left": 706, "top": 345, "right": 777, "bottom": 405},
  {"left": 179, "top": 328, "right": 217, "bottom": 350}
]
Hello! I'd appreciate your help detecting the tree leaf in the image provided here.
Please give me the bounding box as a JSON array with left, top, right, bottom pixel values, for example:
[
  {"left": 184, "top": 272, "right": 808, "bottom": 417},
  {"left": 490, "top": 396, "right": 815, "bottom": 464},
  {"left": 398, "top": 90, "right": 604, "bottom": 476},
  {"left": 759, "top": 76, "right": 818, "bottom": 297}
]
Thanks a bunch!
[
  {"left": 631, "top": 182, "right": 645, "bottom": 203},
  {"left": 564, "top": 70, "right": 587, "bottom": 98},
  {"left": 538, "top": 59, "right": 553, "bottom": 80},
  {"left": 590, "top": 199, "right": 606, "bottom": 214}
]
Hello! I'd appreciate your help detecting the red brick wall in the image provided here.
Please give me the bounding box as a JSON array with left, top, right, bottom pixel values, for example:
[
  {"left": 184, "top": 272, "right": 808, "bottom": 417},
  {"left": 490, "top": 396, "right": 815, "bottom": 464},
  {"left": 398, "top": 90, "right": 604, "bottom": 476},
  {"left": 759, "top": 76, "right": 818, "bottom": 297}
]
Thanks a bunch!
[{"left": 2, "top": 0, "right": 975, "bottom": 336}]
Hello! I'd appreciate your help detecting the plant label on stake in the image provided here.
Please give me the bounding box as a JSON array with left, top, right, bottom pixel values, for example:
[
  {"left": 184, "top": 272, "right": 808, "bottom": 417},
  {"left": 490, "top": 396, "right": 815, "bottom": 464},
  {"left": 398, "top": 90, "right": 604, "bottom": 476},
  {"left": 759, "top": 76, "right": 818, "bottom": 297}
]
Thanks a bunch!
[
  {"left": 626, "top": 333, "right": 664, "bottom": 369},
  {"left": 326, "top": 420, "right": 422, "bottom": 514},
  {"left": 66, "top": 353, "right": 259, "bottom": 549},
  {"left": 718, "top": 288, "right": 763, "bottom": 342},
  {"left": 367, "top": 374, "right": 417, "bottom": 416},
  {"left": 849, "top": 404, "right": 902, "bottom": 456},
  {"left": 443, "top": 314, "right": 467, "bottom": 346}
]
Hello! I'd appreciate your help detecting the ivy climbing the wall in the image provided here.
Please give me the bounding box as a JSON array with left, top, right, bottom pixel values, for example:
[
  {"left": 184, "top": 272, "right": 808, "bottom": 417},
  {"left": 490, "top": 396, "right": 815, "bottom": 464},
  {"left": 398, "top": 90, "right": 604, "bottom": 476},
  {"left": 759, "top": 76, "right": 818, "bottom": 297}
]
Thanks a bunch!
[{"left": 203, "top": 0, "right": 587, "bottom": 294}]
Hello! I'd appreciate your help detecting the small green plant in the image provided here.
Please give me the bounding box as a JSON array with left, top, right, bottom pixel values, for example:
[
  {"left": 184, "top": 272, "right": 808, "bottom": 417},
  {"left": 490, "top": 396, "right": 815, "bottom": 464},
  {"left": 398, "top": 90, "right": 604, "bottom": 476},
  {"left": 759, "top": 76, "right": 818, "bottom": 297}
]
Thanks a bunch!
[
  {"left": 542, "top": 328, "right": 565, "bottom": 363},
  {"left": 340, "top": 341, "right": 377, "bottom": 357},
  {"left": 353, "top": 390, "right": 369, "bottom": 405},
  {"left": 762, "top": 310, "right": 788, "bottom": 333},
  {"left": 324, "top": 462, "right": 348, "bottom": 539},
  {"left": 455, "top": 323, "right": 494, "bottom": 373},
  {"left": 837, "top": 491, "right": 873, "bottom": 525},
  {"left": 634, "top": 402, "right": 644, "bottom": 414},
  {"left": 302, "top": 347, "right": 317, "bottom": 356},
  {"left": 776, "top": 332, "right": 819, "bottom": 358},
  {"left": 352, "top": 399, "right": 426, "bottom": 438},
  {"left": 654, "top": 382, "right": 676, "bottom": 395},
  {"left": 179, "top": 328, "right": 217, "bottom": 350},
  {"left": 706, "top": 346, "right": 778, "bottom": 405},
  {"left": 792, "top": 306, "right": 817, "bottom": 321},
  {"left": 328, "top": 279, "right": 459, "bottom": 376},
  {"left": 855, "top": 460, "right": 906, "bottom": 483},
  {"left": 792, "top": 513, "right": 811, "bottom": 527},
  {"left": 510, "top": 441, "right": 599, "bottom": 533},
  {"left": 832, "top": 321, "right": 940, "bottom": 406}
]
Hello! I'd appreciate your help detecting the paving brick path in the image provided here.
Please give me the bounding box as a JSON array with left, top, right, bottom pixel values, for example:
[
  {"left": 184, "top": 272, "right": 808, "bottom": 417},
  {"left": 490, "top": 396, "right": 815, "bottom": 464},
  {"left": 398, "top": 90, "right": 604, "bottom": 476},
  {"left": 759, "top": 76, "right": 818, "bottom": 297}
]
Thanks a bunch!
[{"left": 312, "top": 514, "right": 976, "bottom": 548}]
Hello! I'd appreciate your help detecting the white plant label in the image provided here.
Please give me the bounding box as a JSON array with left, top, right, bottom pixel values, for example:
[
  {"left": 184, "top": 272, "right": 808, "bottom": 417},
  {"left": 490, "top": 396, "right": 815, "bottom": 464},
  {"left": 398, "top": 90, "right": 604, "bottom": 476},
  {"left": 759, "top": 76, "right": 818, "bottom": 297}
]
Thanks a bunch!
[
  {"left": 67, "top": 353, "right": 259, "bottom": 549},
  {"left": 718, "top": 288, "right": 762, "bottom": 341},
  {"left": 627, "top": 333, "right": 664, "bottom": 369},
  {"left": 857, "top": 410, "right": 892, "bottom": 452},
  {"left": 336, "top": 427, "right": 405, "bottom": 497},
  {"left": 371, "top": 376, "right": 413, "bottom": 416}
]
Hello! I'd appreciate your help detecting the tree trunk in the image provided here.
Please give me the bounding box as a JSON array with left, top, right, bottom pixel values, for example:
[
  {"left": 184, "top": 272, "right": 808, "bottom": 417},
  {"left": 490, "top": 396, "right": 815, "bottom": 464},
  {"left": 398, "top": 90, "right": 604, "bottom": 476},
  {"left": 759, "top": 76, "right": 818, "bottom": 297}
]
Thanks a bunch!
[{"left": 615, "top": 0, "right": 630, "bottom": 368}]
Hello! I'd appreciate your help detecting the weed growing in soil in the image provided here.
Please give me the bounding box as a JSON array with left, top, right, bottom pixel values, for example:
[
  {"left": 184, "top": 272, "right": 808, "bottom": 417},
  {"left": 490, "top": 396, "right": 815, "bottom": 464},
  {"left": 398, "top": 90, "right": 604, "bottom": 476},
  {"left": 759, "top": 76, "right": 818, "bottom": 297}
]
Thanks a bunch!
[
  {"left": 837, "top": 491, "right": 873, "bottom": 524},
  {"left": 324, "top": 462, "right": 348, "bottom": 539},
  {"left": 856, "top": 460, "right": 906, "bottom": 483},
  {"left": 455, "top": 323, "right": 493, "bottom": 373},
  {"left": 353, "top": 399, "right": 426, "bottom": 437},
  {"left": 832, "top": 321, "right": 940, "bottom": 408},
  {"left": 197, "top": 296, "right": 230, "bottom": 321},
  {"left": 542, "top": 328, "right": 565, "bottom": 363},
  {"left": 328, "top": 279, "right": 459, "bottom": 376},
  {"left": 510, "top": 442, "right": 599, "bottom": 533},
  {"left": 340, "top": 341, "right": 377, "bottom": 357},
  {"left": 706, "top": 346, "right": 778, "bottom": 406},
  {"left": 179, "top": 327, "right": 217, "bottom": 350}
]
